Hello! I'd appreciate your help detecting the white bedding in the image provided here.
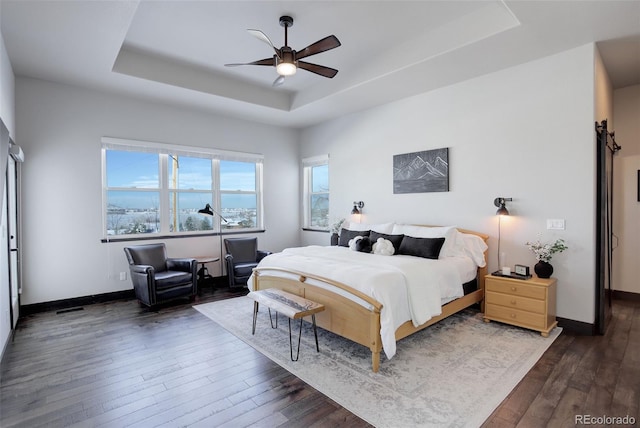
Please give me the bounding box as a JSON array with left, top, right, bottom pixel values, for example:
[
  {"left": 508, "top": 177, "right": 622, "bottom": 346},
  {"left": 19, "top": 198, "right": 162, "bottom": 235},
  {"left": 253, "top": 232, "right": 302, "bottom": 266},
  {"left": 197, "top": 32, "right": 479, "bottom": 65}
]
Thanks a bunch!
[{"left": 248, "top": 245, "right": 479, "bottom": 360}]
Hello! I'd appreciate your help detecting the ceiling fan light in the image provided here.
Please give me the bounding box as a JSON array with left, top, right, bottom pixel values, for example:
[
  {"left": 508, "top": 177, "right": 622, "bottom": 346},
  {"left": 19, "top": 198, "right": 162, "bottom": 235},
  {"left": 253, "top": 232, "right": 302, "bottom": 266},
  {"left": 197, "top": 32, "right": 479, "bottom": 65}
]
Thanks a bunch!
[{"left": 276, "top": 61, "right": 297, "bottom": 76}]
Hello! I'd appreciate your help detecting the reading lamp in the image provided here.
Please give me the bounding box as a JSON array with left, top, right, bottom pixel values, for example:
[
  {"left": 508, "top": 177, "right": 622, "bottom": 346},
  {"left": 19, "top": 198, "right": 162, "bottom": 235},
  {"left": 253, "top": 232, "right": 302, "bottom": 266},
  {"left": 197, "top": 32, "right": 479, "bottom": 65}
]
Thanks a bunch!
[
  {"left": 493, "top": 197, "right": 512, "bottom": 274},
  {"left": 351, "top": 201, "right": 364, "bottom": 215},
  {"left": 494, "top": 197, "right": 512, "bottom": 216},
  {"left": 198, "top": 203, "right": 229, "bottom": 282}
]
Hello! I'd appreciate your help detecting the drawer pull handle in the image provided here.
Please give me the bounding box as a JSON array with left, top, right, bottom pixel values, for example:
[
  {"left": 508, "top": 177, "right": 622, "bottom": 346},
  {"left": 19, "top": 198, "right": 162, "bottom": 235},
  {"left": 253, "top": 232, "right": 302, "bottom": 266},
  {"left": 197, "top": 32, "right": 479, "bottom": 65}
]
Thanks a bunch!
[
  {"left": 511, "top": 300, "right": 517, "bottom": 305},
  {"left": 510, "top": 313, "right": 517, "bottom": 318},
  {"left": 511, "top": 287, "right": 517, "bottom": 291}
]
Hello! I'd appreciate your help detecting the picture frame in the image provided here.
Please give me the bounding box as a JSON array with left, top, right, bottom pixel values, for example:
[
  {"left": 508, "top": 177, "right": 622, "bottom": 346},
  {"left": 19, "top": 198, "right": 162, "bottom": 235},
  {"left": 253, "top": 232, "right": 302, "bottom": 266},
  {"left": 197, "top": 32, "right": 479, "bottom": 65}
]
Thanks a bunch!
[{"left": 393, "top": 148, "right": 449, "bottom": 194}]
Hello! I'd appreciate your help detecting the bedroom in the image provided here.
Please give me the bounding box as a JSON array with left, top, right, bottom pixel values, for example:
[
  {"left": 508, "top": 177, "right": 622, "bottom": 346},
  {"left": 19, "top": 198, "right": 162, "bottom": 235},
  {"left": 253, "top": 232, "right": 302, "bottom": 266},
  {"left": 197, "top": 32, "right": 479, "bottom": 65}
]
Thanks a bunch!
[{"left": 0, "top": 1, "right": 639, "bottom": 426}]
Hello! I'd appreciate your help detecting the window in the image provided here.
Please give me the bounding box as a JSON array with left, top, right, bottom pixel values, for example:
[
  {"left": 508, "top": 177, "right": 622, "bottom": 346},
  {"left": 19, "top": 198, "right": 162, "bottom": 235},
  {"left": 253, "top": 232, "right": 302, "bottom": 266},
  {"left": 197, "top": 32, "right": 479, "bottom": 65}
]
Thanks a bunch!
[
  {"left": 220, "top": 160, "right": 258, "bottom": 229},
  {"left": 303, "top": 155, "right": 329, "bottom": 230},
  {"left": 168, "top": 155, "right": 213, "bottom": 232},
  {"left": 105, "top": 150, "right": 161, "bottom": 235},
  {"left": 102, "top": 138, "right": 263, "bottom": 238}
]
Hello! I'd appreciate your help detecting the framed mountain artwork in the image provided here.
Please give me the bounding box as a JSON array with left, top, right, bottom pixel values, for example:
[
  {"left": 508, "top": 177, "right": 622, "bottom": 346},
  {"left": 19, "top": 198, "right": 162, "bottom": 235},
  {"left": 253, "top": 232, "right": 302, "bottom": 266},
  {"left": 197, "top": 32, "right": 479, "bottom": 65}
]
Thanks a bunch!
[{"left": 393, "top": 148, "right": 449, "bottom": 194}]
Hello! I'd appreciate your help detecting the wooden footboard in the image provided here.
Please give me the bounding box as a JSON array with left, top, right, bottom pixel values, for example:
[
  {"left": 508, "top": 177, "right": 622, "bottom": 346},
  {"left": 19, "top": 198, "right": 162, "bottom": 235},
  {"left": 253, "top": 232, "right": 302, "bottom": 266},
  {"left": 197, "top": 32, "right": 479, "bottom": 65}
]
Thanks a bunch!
[{"left": 252, "top": 267, "right": 385, "bottom": 372}]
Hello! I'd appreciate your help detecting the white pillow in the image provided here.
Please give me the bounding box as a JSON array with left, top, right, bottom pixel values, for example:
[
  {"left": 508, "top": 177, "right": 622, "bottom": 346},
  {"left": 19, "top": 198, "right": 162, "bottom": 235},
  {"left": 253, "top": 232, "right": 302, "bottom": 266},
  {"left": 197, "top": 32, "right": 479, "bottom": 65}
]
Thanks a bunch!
[
  {"left": 342, "top": 221, "right": 394, "bottom": 234},
  {"left": 391, "top": 224, "right": 463, "bottom": 258},
  {"left": 460, "top": 233, "right": 488, "bottom": 267}
]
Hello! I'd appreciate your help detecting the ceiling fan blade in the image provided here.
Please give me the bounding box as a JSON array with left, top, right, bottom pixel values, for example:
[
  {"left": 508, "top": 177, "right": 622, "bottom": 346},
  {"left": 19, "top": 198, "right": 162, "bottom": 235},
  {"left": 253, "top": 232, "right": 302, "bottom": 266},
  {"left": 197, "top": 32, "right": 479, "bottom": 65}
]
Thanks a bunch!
[
  {"left": 224, "top": 57, "right": 275, "bottom": 67},
  {"left": 295, "top": 35, "right": 341, "bottom": 60},
  {"left": 272, "top": 75, "right": 285, "bottom": 87},
  {"left": 298, "top": 61, "right": 338, "bottom": 78},
  {"left": 248, "top": 29, "right": 280, "bottom": 57}
]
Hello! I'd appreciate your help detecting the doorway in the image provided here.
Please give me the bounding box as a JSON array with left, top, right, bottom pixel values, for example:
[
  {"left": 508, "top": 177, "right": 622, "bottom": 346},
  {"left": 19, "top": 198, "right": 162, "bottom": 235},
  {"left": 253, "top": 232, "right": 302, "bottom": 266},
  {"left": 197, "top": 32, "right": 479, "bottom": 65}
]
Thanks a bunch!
[
  {"left": 6, "top": 153, "right": 20, "bottom": 328},
  {"left": 595, "top": 120, "right": 620, "bottom": 334}
]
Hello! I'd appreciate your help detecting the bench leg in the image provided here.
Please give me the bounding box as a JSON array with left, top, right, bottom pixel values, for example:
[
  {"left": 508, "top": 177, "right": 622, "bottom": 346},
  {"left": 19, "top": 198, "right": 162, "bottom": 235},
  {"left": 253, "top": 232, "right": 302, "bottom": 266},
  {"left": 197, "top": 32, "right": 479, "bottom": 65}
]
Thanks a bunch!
[
  {"left": 312, "top": 314, "right": 319, "bottom": 353},
  {"left": 288, "top": 315, "right": 320, "bottom": 361},
  {"left": 253, "top": 305, "right": 280, "bottom": 333},
  {"left": 252, "top": 301, "right": 258, "bottom": 335},
  {"left": 289, "top": 317, "right": 305, "bottom": 362},
  {"left": 267, "top": 308, "right": 278, "bottom": 329}
]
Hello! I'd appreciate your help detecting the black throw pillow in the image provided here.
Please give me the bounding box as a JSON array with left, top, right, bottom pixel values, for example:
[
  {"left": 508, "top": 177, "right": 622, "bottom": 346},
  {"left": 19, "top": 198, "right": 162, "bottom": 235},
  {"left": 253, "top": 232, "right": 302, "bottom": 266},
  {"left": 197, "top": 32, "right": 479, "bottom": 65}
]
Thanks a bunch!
[
  {"left": 398, "top": 236, "right": 446, "bottom": 259},
  {"left": 369, "top": 231, "right": 404, "bottom": 254},
  {"left": 338, "top": 229, "right": 371, "bottom": 247}
]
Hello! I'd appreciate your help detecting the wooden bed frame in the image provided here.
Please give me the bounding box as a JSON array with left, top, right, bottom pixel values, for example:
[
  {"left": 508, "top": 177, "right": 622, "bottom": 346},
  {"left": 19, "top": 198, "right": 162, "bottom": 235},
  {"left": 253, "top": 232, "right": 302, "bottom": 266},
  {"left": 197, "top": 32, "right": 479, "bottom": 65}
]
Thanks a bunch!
[{"left": 251, "top": 228, "right": 489, "bottom": 372}]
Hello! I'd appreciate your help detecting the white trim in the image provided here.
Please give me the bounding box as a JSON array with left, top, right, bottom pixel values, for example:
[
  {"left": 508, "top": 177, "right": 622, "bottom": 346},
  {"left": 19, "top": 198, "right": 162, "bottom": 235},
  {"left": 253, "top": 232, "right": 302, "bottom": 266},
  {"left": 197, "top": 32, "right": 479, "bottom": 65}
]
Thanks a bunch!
[
  {"left": 101, "top": 136, "right": 264, "bottom": 162},
  {"left": 8, "top": 143, "right": 24, "bottom": 162},
  {"left": 302, "top": 155, "right": 330, "bottom": 230},
  {"left": 302, "top": 153, "right": 329, "bottom": 167}
]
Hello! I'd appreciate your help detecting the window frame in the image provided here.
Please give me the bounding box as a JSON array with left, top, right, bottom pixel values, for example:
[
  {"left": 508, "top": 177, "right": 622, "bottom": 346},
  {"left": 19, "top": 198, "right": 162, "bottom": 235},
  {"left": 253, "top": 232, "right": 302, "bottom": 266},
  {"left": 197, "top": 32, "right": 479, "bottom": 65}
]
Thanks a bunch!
[
  {"left": 101, "top": 137, "right": 263, "bottom": 240},
  {"left": 302, "top": 154, "right": 329, "bottom": 231}
]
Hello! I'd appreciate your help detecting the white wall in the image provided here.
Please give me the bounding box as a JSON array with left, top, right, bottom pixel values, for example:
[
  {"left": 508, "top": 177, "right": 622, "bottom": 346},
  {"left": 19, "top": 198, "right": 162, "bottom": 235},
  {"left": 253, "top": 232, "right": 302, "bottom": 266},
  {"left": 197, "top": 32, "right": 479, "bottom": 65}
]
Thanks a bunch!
[
  {"left": 613, "top": 84, "right": 640, "bottom": 294},
  {"left": 300, "top": 44, "right": 597, "bottom": 324},
  {"left": 595, "top": 47, "right": 614, "bottom": 129},
  {"left": 16, "top": 77, "right": 300, "bottom": 305}
]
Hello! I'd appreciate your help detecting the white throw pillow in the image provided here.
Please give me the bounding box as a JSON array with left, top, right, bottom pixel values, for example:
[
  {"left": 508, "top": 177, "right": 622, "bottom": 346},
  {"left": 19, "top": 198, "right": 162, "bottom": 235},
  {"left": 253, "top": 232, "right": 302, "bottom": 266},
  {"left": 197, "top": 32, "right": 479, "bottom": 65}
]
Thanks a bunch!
[
  {"left": 460, "top": 233, "right": 488, "bottom": 267},
  {"left": 372, "top": 237, "right": 395, "bottom": 256},
  {"left": 342, "top": 221, "right": 394, "bottom": 234}
]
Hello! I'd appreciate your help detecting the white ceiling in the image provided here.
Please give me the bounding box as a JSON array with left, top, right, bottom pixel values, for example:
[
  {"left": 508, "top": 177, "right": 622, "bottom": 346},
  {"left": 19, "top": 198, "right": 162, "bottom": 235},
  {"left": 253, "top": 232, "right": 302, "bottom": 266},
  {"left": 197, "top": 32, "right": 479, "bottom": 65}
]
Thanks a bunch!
[{"left": 1, "top": 1, "right": 639, "bottom": 128}]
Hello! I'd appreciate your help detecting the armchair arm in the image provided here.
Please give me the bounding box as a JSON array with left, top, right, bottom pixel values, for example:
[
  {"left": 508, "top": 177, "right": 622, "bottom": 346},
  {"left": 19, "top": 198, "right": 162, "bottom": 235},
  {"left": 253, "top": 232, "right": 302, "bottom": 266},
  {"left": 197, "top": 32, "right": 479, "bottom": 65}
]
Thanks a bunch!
[
  {"left": 167, "top": 258, "right": 196, "bottom": 273},
  {"left": 128, "top": 264, "right": 156, "bottom": 306},
  {"left": 257, "top": 250, "right": 272, "bottom": 262},
  {"left": 130, "top": 264, "right": 153, "bottom": 275},
  {"left": 167, "top": 258, "right": 197, "bottom": 295},
  {"left": 225, "top": 254, "right": 235, "bottom": 287}
]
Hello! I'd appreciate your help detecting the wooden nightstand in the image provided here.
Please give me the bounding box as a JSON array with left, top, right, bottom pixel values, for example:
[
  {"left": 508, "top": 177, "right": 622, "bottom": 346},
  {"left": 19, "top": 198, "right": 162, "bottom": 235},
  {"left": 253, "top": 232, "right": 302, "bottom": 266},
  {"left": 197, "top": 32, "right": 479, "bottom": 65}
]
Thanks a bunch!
[{"left": 483, "top": 274, "right": 558, "bottom": 337}]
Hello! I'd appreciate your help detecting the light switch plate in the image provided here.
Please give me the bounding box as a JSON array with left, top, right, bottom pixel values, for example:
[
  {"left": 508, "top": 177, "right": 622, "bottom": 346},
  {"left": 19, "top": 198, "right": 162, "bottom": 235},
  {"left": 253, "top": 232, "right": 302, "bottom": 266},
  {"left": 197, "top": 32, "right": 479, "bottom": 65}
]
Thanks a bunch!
[{"left": 547, "top": 219, "right": 566, "bottom": 230}]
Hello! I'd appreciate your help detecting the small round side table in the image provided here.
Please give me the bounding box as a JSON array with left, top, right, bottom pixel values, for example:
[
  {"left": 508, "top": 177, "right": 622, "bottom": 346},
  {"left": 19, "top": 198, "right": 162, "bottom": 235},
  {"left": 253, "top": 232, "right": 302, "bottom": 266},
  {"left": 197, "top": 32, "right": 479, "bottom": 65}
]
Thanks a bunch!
[{"left": 194, "top": 256, "right": 220, "bottom": 291}]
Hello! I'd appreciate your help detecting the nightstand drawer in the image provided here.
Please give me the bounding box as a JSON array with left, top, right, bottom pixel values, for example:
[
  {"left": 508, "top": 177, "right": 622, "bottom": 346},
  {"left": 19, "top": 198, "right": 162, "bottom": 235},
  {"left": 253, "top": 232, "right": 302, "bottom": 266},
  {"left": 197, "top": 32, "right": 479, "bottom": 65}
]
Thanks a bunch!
[
  {"left": 485, "top": 291, "right": 546, "bottom": 314},
  {"left": 485, "top": 303, "right": 546, "bottom": 329},
  {"left": 486, "top": 279, "right": 546, "bottom": 300}
]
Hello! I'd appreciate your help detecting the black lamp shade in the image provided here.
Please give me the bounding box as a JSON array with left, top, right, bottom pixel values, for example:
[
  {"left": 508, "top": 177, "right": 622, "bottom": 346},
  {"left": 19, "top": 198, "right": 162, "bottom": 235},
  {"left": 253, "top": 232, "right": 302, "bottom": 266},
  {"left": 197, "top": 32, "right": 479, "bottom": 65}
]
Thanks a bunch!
[
  {"left": 351, "top": 201, "right": 364, "bottom": 215},
  {"left": 496, "top": 205, "right": 509, "bottom": 216},
  {"left": 198, "top": 204, "right": 214, "bottom": 216},
  {"left": 493, "top": 197, "right": 511, "bottom": 216}
]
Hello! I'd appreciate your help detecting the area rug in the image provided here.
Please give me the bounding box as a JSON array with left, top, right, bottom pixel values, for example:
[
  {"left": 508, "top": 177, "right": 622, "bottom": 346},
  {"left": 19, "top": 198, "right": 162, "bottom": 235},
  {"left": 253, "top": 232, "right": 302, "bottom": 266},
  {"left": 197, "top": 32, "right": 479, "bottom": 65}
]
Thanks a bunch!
[{"left": 194, "top": 297, "right": 561, "bottom": 428}]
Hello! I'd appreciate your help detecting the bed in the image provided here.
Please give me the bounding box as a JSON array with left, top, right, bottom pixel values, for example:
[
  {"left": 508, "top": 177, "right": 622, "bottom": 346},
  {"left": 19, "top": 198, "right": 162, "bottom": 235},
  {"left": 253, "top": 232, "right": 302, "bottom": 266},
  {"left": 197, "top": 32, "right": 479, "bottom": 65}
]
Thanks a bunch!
[{"left": 249, "top": 224, "right": 489, "bottom": 372}]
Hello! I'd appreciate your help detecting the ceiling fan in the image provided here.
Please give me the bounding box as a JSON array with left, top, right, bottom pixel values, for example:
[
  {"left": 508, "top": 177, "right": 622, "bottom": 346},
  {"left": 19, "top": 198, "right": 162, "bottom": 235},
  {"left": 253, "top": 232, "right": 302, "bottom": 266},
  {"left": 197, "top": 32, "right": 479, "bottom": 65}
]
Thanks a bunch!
[{"left": 225, "top": 15, "right": 341, "bottom": 87}]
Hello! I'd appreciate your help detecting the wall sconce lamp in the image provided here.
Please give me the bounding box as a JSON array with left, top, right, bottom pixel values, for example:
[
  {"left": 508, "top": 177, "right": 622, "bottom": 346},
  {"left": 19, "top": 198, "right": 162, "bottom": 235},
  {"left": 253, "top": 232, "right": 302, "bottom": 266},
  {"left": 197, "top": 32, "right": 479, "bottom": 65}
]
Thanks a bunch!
[
  {"left": 351, "top": 201, "right": 364, "bottom": 215},
  {"left": 493, "top": 197, "right": 513, "bottom": 274},
  {"left": 494, "top": 197, "right": 512, "bottom": 216}
]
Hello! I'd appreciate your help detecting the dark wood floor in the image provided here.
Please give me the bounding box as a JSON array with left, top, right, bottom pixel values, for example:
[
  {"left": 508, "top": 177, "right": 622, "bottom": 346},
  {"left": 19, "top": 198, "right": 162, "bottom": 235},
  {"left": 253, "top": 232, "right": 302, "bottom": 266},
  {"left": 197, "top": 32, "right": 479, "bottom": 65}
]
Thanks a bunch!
[{"left": 1, "top": 287, "right": 638, "bottom": 428}]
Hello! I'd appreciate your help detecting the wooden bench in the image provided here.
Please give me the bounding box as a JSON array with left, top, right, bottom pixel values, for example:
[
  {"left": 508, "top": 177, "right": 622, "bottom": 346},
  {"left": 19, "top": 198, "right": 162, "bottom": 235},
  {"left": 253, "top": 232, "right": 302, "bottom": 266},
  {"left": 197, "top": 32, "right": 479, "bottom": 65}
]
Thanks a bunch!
[{"left": 248, "top": 289, "right": 325, "bottom": 361}]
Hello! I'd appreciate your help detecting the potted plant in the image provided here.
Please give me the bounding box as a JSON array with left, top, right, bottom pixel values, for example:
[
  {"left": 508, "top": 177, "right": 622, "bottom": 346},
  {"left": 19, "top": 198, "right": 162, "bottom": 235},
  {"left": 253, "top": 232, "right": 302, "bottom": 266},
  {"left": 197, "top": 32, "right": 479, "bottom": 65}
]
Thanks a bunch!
[
  {"left": 330, "top": 218, "right": 345, "bottom": 246},
  {"left": 525, "top": 238, "right": 568, "bottom": 278}
]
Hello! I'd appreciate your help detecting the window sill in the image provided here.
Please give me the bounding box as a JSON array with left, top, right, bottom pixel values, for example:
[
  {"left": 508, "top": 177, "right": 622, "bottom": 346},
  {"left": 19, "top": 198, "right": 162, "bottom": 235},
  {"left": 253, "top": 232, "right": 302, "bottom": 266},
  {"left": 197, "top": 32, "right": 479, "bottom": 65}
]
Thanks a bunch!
[
  {"left": 302, "top": 228, "right": 330, "bottom": 233},
  {"left": 101, "top": 229, "right": 265, "bottom": 243}
]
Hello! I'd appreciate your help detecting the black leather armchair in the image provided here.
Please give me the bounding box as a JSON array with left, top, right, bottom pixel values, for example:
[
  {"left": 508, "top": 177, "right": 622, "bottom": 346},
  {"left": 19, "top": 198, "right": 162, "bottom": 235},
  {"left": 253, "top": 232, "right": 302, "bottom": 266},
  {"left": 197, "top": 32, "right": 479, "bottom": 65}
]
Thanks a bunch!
[
  {"left": 224, "top": 237, "right": 271, "bottom": 288},
  {"left": 124, "top": 243, "right": 197, "bottom": 307}
]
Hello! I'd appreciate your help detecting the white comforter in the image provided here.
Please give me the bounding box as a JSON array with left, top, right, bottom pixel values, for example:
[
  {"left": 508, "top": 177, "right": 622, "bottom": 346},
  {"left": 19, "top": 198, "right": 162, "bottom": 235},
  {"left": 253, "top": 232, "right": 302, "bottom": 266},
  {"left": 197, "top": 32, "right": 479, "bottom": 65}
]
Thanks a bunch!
[{"left": 248, "top": 246, "right": 474, "bottom": 359}]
